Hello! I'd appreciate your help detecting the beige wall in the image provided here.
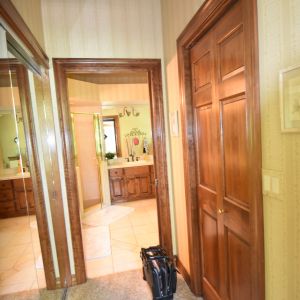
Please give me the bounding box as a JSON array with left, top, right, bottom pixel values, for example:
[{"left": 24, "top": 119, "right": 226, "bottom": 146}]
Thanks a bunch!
[
  {"left": 161, "top": 0, "right": 204, "bottom": 275},
  {"left": 161, "top": 0, "right": 204, "bottom": 64},
  {"left": 41, "top": 0, "right": 163, "bottom": 59},
  {"left": 103, "top": 105, "right": 153, "bottom": 157},
  {"left": 11, "top": 0, "right": 45, "bottom": 49},
  {"left": 258, "top": 0, "right": 300, "bottom": 299}
]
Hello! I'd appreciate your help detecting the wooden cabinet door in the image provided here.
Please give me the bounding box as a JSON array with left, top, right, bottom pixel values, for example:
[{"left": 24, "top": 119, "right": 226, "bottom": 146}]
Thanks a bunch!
[
  {"left": 125, "top": 176, "right": 138, "bottom": 198},
  {"left": 136, "top": 174, "right": 152, "bottom": 198},
  {"left": 15, "top": 191, "right": 28, "bottom": 211},
  {"left": 190, "top": 1, "right": 256, "bottom": 299},
  {"left": 110, "top": 177, "right": 125, "bottom": 202}
]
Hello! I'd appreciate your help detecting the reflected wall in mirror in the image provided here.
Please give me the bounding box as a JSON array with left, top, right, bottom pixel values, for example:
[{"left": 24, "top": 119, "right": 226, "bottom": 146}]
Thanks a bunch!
[
  {"left": 0, "top": 61, "right": 28, "bottom": 172},
  {"left": 102, "top": 104, "right": 153, "bottom": 159}
]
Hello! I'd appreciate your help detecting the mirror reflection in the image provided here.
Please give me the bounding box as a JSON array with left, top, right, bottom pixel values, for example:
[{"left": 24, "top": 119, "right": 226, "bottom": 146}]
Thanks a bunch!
[
  {"left": 0, "top": 49, "right": 46, "bottom": 294},
  {"left": 0, "top": 65, "right": 28, "bottom": 175}
]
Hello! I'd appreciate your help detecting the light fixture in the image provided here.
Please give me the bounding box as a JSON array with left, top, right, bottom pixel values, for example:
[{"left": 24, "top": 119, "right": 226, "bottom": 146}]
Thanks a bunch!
[{"left": 118, "top": 106, "right": 140, "bottom": 118}]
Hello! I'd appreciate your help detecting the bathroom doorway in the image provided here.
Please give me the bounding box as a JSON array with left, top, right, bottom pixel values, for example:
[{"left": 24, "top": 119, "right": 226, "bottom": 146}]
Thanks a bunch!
[
  {"left": 66, "top": 69, "right": 160, "bottom": 278},
  {"left": 53, "top": 58, "right": 172, "bottom": 285}
]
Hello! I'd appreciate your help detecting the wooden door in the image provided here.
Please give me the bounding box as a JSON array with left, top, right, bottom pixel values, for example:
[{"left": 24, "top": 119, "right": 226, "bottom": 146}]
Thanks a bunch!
[{"left": 191, "top": 1, "right": 254, "bottom": 299}]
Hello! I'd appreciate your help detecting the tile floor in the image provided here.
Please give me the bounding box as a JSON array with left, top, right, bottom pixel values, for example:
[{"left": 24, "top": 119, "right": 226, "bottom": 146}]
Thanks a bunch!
[
  {"left": 84, "top": 198, "right": 159, "bottom": 278},
  {"left": 0, "top": 198, "right": 158, "bottom": 296},
  {"left": 0, "top": 215, "right": 46, "bottom": 296}
]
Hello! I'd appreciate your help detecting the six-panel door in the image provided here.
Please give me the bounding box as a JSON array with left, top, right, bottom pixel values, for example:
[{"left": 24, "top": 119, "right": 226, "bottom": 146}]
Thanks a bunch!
[{"left": 190, "top": 1, "right": 252, "bottom": 299}]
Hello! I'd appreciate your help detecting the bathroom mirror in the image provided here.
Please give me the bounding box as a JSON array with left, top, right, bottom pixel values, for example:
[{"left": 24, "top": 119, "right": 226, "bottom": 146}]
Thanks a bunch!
[{"left": 102, "top": 104, "right": 153, "bottom": 158}]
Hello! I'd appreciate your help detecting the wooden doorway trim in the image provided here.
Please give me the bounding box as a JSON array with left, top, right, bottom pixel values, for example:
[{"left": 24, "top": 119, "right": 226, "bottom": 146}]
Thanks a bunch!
[
  {"left": 177, "top": 0, "right": 264, "bottom": 298},
  {"left": 53, "top": 58, "right": 173, "bottom": 285}
]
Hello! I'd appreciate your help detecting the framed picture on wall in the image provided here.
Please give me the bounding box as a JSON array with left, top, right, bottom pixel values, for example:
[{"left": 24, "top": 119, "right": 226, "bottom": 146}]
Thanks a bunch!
[{"left": 279, "top": 64, "right": 300, "bottom": 132}]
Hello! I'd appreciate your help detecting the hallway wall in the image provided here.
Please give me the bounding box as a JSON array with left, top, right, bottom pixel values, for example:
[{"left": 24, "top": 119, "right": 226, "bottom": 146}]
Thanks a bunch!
[
  {"left": 161, "top": 0, "right": 300, "bottom": 300},
  {"left": 161, "top": 0, "right": 205, "bottom": 277},
  {"left": 11, "top": 0, "right": 45, "bottom": 50},
  {"left": 41, "top": 0, "right": 163, "bottom": 59},
  {"left": 258, "top": 0, "right": 300, "bottom": 299}
]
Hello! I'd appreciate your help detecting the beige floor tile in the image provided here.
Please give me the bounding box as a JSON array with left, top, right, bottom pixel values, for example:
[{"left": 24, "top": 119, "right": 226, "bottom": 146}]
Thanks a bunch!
[
  {"left": 0, "top": 281, "right": 34, "bottom": 296},
  {"left": 86, "top": 256, "right": 114, "bottom": 278},
  {"left": 111, "top": 240, "right": 140, "bottom": 253},
  {"left": 0, "top": 265, "right": 36, "bottom": 286},
  {"left": 109, "top": 216, "right": 131, "bottom": 230},
  {"left": 110, "top": 226, "right": 137, "bottom": 244},
  {"left": 35, "top": 269, "right": 46, "bottom": 288},
  {"left": 113, "top": 258, "right": 141, "bottom": 273},
  {"left": 0, "top": 244, "right": 28, "bottom": 259},
  {"left": 133, "top": 223, "right": 159, "bottom": 236},
  {"left": 135, "top": 233, "right": 159, "bottom": 248},
  {"left": 0, "top": 257, "right": 17, "bottom": 272}
]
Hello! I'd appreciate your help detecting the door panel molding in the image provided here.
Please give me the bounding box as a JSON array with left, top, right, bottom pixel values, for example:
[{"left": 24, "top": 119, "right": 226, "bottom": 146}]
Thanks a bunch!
[{"left": 177, "top": 0, "right": 264, "bottom": 298}]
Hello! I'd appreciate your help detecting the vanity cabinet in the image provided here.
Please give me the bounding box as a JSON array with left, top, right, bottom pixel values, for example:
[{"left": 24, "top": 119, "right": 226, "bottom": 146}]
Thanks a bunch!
[
  {"left": 14, "top": 178, "right": 35, "bottom": 214},
  {"left": 109, "top": 165, "right": 155, "bottom": 203},
  {"left": 0, "top": 178, "right": 35, "bottom": 218}
]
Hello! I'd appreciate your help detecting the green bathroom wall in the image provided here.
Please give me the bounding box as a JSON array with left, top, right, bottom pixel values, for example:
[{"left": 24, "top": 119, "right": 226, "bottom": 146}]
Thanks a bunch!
[
  {"left": 103, "top": 104, "right": 153, "bottom": 157},
  {"left": 0, "top": 113, "right": 27, "bottom": 168}
]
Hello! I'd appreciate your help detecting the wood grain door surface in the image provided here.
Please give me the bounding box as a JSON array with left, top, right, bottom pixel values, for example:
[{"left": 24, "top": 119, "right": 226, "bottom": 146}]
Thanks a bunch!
[{"left": 191, "top": 2, "right": 252, "bottom": 299}]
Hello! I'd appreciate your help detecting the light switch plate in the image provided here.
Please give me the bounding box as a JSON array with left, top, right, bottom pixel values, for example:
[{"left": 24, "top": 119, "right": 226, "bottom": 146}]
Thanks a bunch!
[
  {"left": 271, "top": 177, "right": 280, "bottom": 194},
  {"left": 263, "top": 174, "right": 271, "bottom": 194}
]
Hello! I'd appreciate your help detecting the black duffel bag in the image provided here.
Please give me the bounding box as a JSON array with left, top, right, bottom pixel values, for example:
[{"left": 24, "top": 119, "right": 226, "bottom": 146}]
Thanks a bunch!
[{"left": 140, "top": 246, "right": 177, "bottom": 300}]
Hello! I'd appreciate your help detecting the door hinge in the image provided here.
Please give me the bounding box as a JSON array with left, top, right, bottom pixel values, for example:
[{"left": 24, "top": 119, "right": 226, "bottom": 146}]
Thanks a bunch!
[{"left": 155, "top": 179, "right": 159, "bottom": 187}]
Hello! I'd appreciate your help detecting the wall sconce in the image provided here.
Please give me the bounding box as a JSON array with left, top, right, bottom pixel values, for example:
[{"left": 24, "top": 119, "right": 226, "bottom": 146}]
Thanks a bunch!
[{"left": 118, "top": 106, "right": 140, "bottom": 118}]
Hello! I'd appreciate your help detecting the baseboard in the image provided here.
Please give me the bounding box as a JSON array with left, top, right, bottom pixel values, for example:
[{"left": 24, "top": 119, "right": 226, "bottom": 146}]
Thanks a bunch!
[{"left": 175, "top": 255, "right": 191, "bottom": 290}]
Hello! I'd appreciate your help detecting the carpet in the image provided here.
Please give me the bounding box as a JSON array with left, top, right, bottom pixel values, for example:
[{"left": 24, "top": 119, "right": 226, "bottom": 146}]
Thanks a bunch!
[
  {"left": 82, "top": 205, "right": 134, "bottom": 227},
  {"left": 0, "top": 269, "right": 202, "bottom": 300}
]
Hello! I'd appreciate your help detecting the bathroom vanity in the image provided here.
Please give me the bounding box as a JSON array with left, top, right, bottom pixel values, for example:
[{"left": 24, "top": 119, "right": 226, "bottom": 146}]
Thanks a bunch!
[
  {"left": 108, "top": 161, "right": 155, "bottom": 203},
  {"left": 0, "top": 174, "right": 35, "bottom": 218}
]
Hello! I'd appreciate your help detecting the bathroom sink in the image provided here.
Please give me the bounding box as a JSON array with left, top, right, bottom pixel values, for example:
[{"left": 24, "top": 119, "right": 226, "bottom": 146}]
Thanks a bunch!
[
  {"left": 125, "top": 160, "right": 148, "bottom": 166},
  {"left": 107, "top": 159, "right": 153, "bottom": 169}
]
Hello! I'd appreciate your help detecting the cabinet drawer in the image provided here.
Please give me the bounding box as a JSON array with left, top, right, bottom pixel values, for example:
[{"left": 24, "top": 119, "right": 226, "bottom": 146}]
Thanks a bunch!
[
  {"left": 0, "top": 180, "right": 12, "bottom": 190},
  {"left": 109, "top": 168, "right": 123, "bottom": 177},
  {"left": 0, "top": 200, "right": 15, "bottom": 212},
  {"left": 0, "top": 190, "right": 14, "bottom": 202},
  {"left": 124, "top": 166, "right": 150, "bottom": 176},
  {"left": 13, "top": 178, "right": 32, "bottom": 191}
]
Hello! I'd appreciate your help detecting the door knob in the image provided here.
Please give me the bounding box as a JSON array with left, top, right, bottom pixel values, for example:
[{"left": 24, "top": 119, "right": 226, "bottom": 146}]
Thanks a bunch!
[{"left": 218, "top": 208, "right": 225, "bottom": 214}]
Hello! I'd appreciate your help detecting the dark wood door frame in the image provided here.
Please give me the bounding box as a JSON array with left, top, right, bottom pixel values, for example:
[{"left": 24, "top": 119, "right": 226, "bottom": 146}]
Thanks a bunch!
[
  {"left": 53, "top": 58, "right": 173, "bottom": 285},
  {"left": 177, "top": 0, "right": 264, "bottom": 298}
]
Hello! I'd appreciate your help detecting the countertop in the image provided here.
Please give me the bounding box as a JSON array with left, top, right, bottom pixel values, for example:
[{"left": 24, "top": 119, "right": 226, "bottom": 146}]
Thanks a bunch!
[
  {"left": 0, "top": 172, "right": 31, "bottom": 181},
  {"left": 107, "top": 160, "right": 153, "bottom": 170}
]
